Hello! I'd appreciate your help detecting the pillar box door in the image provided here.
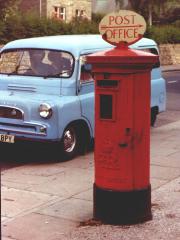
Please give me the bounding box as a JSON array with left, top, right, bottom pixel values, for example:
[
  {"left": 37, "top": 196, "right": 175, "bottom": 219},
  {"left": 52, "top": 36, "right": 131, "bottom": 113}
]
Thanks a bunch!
[{"left": 95, "top": 74, "right": 134, "bottom": 191}]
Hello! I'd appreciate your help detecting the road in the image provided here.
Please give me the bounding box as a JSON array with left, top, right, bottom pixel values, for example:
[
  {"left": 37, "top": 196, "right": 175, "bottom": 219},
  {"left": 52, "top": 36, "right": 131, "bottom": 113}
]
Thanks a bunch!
[
  {"left": 164, "top": 71, "right": 180, "bottom": 95},
  {"left": 1, "top": 70, "right": 180, "bottom": 171},
  {"left": 156, "top": 71, "right": 180, "bottom": 126}
]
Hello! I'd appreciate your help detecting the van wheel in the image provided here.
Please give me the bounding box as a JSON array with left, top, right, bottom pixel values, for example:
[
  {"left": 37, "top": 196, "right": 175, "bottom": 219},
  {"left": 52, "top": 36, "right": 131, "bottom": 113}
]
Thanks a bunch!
[
  {"left": 151, "top": 107, "right": 158, "bottom": 126},
  {"left": 61, "top": 124, "right": 86, "bottom": 160}
]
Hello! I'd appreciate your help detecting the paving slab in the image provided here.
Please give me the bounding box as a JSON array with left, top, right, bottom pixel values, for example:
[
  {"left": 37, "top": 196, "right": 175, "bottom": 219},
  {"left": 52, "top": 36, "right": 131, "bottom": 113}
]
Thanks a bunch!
[
  {"left": 151, "top": 147, "right": 178, "bottom": 158},
  {"left": 27, "top": 168, "right": 93, "bottom": 197},
  {"left": 150, "top": 165, "right": 180, "bottom": 180},
  {"left": 1, "top": 186, "right": 57, "bottom": 218},
  {"left": 2, "top": 212, "right": 77, "bottom": 240},
  {"left": 151, "top": 153, "right": 180, "bottom": 168},
  {"left": 8, "top": 163, "right": 66, "bottom": 177},
  {"left": 1, "top": 180, "right": 33, "bottom": 191},
  {"left": 2, "top": 237, "right": 18, "bottom": 240},
  {"left": 53, "top": 177, "right": 180, "bottom": 240},
  {"left": 156, "top": 110, "right": 180, "bottom": 127},
  {"left": 73, "top": 189, "right": 93, "bottom": 201},
  {"left": 1, "top": 216, "right": 11, "bottom": 223},
  {"left": 151, "top": 141, "right": 179, "bottom": 157},
  {"left": 150, "top": 178, "right": 168, "bottom": 190},
  {"left": 59, "top": 152, "right": 94, "bottom": 169},
  {"left": 152, "top": 141, "right": 180, "bottom": 151},
  {"left": 37, "top": 198, "right": 93, "bottom": 222},
  {"left": 1, "top": 170, "right": 53, "bottom": 186}
]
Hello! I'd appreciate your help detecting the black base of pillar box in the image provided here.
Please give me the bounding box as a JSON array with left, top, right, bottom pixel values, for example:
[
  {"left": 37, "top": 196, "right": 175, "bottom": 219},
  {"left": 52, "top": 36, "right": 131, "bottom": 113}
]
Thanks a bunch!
[{"left": 93, "top": 184, "right": 152, "bottom": 225}]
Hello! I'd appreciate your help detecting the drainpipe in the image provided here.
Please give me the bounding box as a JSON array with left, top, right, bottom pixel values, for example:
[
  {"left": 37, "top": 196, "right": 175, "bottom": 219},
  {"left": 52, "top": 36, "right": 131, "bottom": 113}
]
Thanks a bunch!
[{"left": 39, "top": 0, "right": 42, "bottom": 17}]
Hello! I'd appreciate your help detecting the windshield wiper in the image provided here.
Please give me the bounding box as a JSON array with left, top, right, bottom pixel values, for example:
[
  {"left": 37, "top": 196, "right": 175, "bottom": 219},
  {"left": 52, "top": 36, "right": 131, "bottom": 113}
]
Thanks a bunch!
[{"left": 43, "top": 70, "right": 71, "bottom": 79}]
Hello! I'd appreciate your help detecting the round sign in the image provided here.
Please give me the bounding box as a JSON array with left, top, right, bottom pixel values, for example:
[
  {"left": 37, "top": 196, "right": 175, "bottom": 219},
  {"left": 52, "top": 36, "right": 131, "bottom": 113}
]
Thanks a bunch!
[{"left": 99, "top": 10, "right": 146, "bottom": 46}]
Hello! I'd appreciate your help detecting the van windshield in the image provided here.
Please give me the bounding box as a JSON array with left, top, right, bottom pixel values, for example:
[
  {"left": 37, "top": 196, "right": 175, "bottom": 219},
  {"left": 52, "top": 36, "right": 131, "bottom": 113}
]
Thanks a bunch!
[{"left": 0, "top": 49, "right": 74, "bottom": 78}]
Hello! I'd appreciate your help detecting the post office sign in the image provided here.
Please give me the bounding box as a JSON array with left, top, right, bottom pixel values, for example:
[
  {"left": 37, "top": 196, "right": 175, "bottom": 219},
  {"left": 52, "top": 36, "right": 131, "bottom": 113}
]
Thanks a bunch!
[{"left": 99, "top": 10, "right": 146, "bottom": 46}]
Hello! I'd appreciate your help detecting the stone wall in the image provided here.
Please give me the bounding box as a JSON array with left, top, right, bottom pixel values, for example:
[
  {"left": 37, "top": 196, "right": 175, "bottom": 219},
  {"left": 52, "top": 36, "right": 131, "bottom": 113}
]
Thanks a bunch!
[{"left": 159, "top": 44, "right": 180, "bottom": 65}]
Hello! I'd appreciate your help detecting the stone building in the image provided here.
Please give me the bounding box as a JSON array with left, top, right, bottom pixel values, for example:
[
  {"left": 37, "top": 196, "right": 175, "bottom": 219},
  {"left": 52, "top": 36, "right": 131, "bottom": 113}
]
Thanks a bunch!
[
  {"left": 92, "top": 0, "right": 116, "bottom": 13},
  {"left": 18, "top": 0, "right": 92, "bottom": 22}
]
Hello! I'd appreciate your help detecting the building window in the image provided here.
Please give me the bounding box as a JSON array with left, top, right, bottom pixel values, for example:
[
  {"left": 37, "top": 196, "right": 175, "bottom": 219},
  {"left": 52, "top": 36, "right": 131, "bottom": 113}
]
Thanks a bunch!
[
  {"left": 60, "top": 7, "right": 66, "bottom": 20},
  {"left": 75, "top": 9, "right": 80, "bottom": 17},
  {"left": 53, "top": 6, "right": 66, "bottom": 20},
  {"left": 75, "top": 9, "right": 86, "bottom": 19},
  {"left": 81, "top": 10, "right": 85, "bottom": 17}
]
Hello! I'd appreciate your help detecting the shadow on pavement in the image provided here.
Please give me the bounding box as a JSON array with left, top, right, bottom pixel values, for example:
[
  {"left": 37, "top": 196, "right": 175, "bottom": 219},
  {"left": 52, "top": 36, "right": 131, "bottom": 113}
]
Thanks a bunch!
[
  {"left": 0, "top": 142, "right": 63, "bottom": 170},
  {"left": 0, "top": 141, "right": 94, "bottom": 171}
]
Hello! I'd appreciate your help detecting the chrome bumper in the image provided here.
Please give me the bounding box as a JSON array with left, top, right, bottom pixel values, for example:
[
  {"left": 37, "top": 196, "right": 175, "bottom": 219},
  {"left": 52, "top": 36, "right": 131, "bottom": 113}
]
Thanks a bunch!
[{"left": 0, "top": 121, "right": 47, "bottom": 136}]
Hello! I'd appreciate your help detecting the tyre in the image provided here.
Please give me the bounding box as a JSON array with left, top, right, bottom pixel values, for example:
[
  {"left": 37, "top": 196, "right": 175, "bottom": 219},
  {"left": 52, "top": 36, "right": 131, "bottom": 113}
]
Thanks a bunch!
[
  {"left": 61, "top": 123, "right": 89, "bottom": 160},
  {"left": 151, "top": 107, "right": 158, "bottom": 126}
]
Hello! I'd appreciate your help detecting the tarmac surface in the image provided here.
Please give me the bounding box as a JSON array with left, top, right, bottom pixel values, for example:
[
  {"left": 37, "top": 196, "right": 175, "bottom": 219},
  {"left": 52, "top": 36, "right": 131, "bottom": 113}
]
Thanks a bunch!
[{"left": 1, "top": 64, "right": 180, "bottom": 240}]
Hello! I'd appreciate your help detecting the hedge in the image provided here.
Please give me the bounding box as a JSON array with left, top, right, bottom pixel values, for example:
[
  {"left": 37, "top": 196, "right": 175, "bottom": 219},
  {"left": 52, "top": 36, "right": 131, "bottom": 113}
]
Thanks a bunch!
[
  {"left": 0, "top": 13, "right": 99, "bottom": 44},
  {"left": 145, "top": 25, "right": 180, "bottom": 44},
  {"left": 0, "top": 13, "right": 179, "bottom": 44}
]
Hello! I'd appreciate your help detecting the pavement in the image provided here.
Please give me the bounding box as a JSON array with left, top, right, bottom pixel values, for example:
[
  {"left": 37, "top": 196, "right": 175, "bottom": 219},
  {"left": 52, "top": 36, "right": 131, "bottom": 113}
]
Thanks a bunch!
[
  {"left": 1, "top": 117, "right": 180, "bottom": 240},
  {"left": 161, "top": 64, "right": 180, "bottom": 72}
]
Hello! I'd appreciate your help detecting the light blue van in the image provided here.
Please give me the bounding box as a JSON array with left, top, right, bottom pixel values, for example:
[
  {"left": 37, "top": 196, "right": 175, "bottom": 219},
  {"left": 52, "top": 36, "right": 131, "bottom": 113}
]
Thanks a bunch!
[{"left": 0, "top": 35, "right": 166, "bottom": 159}]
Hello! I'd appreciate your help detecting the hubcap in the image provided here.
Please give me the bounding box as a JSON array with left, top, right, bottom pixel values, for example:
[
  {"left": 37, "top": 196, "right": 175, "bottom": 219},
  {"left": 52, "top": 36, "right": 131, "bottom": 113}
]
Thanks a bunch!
[{"left": 64, "top": 129, "right": 76, "bottom": 153}]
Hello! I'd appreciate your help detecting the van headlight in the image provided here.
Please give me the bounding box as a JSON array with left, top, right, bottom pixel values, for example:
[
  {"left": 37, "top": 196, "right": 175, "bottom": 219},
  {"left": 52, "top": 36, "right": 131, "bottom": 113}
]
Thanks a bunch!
[{"left": 39, "top": 103, "right": 52, "bottom": 119}]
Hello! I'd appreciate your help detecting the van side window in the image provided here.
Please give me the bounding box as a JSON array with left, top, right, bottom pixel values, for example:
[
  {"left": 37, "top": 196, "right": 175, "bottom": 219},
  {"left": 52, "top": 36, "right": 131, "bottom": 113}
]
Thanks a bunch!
[
  {"left": 139, "top": 48, "right": 160, "bottom": 68},
  {"left": 80, "top": 55, "right": 93, "bottom": 83}
]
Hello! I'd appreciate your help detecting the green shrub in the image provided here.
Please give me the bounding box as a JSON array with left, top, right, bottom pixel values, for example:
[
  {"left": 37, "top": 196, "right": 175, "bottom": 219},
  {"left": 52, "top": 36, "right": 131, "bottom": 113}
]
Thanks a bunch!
[
  {"left": 0, "top": 12, "right": 179, "bottom": 45},
  {"left": 92, "top": 13, "right": 105, "bottom": 24},
  {"left": 69, "top": 18, "right": 98, "bottom": 34},
  {"left": 173, "top": 20, "right": 180, "bottom": 27},
  {"left": 22, "top": 14, "right": 67, "bottom": 37},
  {"left": 145, "top": 25, "right": 180, "bottom": 44},
  {"left": 0, "top": 14, "right": 26, "bottom": 43}
]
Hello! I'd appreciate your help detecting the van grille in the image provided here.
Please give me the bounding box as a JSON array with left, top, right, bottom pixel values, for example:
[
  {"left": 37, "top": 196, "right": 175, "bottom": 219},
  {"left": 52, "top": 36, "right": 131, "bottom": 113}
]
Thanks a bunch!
[{"left": 0, "top": 106, "right": 23, "bottom": 120}]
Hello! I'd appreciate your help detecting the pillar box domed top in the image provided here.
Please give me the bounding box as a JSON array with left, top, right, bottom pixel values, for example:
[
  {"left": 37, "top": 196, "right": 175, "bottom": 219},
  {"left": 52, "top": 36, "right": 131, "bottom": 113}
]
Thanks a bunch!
[{"left": 86, "top": 47, "right": 159, "bottom": 73}]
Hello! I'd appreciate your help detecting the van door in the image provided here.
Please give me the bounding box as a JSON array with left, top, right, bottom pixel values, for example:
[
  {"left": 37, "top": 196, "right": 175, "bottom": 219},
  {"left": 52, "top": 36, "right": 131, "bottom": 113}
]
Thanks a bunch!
[{"left": 78, "top": 54, "right": 94, "bottom": 137}]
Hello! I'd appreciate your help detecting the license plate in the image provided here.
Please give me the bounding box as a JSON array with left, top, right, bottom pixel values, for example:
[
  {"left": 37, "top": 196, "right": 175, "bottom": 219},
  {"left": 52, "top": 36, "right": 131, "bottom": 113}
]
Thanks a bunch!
[{"left": 0, "top": 134, "right": 15, "bottom": 143}]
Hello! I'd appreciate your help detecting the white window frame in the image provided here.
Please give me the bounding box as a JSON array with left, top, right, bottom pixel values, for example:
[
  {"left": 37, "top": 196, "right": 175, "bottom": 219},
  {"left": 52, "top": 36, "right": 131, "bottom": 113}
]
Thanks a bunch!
[
  {"left": 75, "top": 9, "right": 81, "bottom": 17},
  {"left": 75, "top": 9, "right": 86, "bottom": 18},
  {"left": 53, "top": 6, "right": 66, "bottom": 20}
]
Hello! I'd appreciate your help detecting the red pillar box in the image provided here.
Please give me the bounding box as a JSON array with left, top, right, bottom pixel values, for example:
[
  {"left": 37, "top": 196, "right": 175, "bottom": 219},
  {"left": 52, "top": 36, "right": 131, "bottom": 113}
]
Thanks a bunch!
[
  {"left": 87, "top": 45, "right": 158, "bottom": 225},
  {"left": 86, "top": 10, "right": 159, "bottom": 224}
]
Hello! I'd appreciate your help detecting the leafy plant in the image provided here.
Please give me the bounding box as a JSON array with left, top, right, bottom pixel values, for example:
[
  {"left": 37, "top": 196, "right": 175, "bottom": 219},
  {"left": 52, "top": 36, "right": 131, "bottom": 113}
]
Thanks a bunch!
[
  {"left": 145, "top": 25, "right": 180, "bottom": 44},
  {"left": 0, "top": 12, "right": 179, "bottom": 45}
]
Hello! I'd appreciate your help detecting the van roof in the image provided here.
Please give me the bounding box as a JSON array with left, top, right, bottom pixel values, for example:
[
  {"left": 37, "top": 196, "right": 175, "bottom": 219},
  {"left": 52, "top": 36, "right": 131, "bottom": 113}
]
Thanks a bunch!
[{"left": 1, "top": 34, "right": 157, "bottom": 56}]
